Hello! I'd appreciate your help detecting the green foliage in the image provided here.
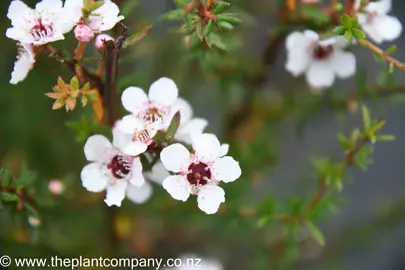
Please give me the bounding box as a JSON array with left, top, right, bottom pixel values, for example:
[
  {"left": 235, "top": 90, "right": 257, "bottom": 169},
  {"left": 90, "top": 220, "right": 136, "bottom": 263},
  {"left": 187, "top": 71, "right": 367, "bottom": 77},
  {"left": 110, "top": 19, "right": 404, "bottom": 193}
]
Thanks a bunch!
[{"left": 335, "top": 14, "right": 365, "bottom": 42}]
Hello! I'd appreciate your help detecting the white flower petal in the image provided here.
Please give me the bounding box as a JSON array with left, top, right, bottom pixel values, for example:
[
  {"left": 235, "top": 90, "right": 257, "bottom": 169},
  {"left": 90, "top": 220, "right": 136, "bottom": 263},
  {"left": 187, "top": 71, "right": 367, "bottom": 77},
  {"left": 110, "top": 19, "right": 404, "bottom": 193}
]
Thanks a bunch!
[
  {"left": 361, "top": 23, "right": 384, "bottom": 44},
  {"left": 331, "top": 51, "right": 356, "bottom": 79},
  {"left": 118, "top": 115, "right": 144, "bottom": 134},
  {"left": 128, "top": 158, "right": 145, "bottom": 187},
  {"left": 171, "top": 97, "right": 193, "bottom": 124},
  {"left": 192, "top": 133, "right": 223, "bottom": 161},
  {"left": 10, "top": 45, "right": 35, "bottom": 85},
  {"left": 285, "top": 50, "right": 311, "bottom": 77},
  {"left": 7, "top": 0, "right": 32, "bottom": 27},
  {"left": 81, "top": 163, "right": 109, "bottom": 192},
  {"left": 175, "top": 118, "right": 208, "bottom": 144},
  {"left": 112, "top": 122, "right": 133, "bottom": 152},
  {"left": 305, "top": 61, "right": 335, "bottom": 88},
  {"left": 36, "top": 0, "right": 63, "bottom": 11},
  {"left": 148, "top": 77, "right": 179, "bottom": 106},
  {"left": 84, "top": 135, "right": 115, "bottom": 162},
  {"left": 212, "top": 156, "right": 242, "bottom": 183},
  {"left": 61, "top": 0, "right": 84, "bottom": 33},
  {"left": 126, "top": 182, "right": 152, "bottom": 204},
  {"left": 221, "top": 144, "right": 229, "bottom": 156},
  {"left": 286, "top": 31, "right": 307, "bottom": 52},
  {"left": 121, "top": 86, "right": 148, "bottom": 114},
  {"left": 375, "top": 15, "right": 402, "bottom": 42},
  {"left": 88, "top": 0, "right": 124, "bottom": 32},
  {"left": 197, "top": 185, "right": 225, "bottom": 215},
  {"left": 162, "top": 175, "right": 190, "bottom": 202},
  {"left": 160, "top": 144, "right": 190, "bottom": 173},
  {"left": 303, "top": 30, "right": 319, "bottom": 41},
  {"left": 104, "top": 181, "right": 128, "bottom": 207},
  {"left": 124, "top": 141, "right": 148, "bottom": 156},
  {"left": 145, "top": 161, "right": 170, "bottom": 184},
  {"left": 366, "top": 0, "right": 391, "bottom": 15}
]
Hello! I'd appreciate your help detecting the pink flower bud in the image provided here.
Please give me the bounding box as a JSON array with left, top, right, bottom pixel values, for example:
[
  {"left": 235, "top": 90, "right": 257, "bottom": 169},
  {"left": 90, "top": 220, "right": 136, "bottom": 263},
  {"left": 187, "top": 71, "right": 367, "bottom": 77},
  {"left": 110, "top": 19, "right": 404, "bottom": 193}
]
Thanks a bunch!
[
  {"left": 301, "top": 0, "right": 320, "bottom": 3},
  {"left": 48, "top": 179, "right": 64, "bottom": 195},
  {"left": 95, "top": 34, "right": 114, "bottom": 50},
  {"left": 74, "top": 24, "right": 95, "bottom": 42},
  {"left": 28, "top": 216, "right": 41, "bottom": 227}
]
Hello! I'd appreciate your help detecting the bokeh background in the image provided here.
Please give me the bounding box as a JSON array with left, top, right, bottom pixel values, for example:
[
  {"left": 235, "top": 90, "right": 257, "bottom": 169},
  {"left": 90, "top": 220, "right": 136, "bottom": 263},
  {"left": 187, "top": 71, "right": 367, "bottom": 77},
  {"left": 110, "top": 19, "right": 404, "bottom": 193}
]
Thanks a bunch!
[{"left": 1, "top": 0, "right": 405, "bottom": 269}]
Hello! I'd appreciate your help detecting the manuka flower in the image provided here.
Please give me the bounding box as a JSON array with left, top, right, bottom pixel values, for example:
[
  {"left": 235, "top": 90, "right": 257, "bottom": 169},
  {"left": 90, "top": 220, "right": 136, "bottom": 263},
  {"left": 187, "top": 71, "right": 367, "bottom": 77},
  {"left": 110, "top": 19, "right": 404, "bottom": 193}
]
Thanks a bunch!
[
  {"left": 80, "top": 126, "right": 148, "bottom": 207},
  {"left": 10, "top": 43, "right": 35, "bottom": 84},
  {"left": 6, "top": 0, "right": 77, "bottom": 46},
  {"left": 160, "top": 133, "right": 241, "bottom": 214},
  {"left": 285, "top": 30, "right": 356, "bottom": 88},
  {"left": 355, "top": 0, "right": 402, "bottom": 44},
  {"left": 65, "top": 0, "right": 124, "bottom": 38}
]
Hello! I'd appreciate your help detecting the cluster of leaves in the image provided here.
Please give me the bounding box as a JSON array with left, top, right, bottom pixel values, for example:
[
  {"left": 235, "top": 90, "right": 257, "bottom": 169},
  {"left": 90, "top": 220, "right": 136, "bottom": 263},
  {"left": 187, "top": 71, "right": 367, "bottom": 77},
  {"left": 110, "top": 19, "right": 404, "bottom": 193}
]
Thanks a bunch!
[
  {"left": 0, "top": 164, "right": 39, "bottom": 219},
  {"left": 255, "top": 105, "right": 395, "bottom": 266},
  {"left": 162, "top": 0, "right": 241, "bottom": 52},
  {"left": 45, "top": 76, "right": 98, "bottom": 112},
  {"left": 334, "top": 14, "right": 366, "bottom": 42}
]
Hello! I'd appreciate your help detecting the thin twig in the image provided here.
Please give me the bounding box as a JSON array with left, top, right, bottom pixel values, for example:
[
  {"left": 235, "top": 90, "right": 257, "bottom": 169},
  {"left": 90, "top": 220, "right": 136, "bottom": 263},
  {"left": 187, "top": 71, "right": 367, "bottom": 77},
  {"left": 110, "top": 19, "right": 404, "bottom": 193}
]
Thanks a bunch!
[{"left": 358, "top": 39, "right": 405, "bottom": 70}]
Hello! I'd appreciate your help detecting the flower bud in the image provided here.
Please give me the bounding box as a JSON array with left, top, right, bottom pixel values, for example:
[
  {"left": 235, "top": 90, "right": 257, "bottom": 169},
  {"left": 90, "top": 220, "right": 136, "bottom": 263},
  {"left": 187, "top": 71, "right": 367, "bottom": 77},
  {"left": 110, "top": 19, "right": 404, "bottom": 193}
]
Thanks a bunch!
[
  {"left": 28, "top": 216, "right": 41, "bottom": 227},
  {"left": 95, "top": 34, "right": 114, "bottom": 50},
  {"left": 74, "top": 24, "right": 95, "bottom": 42},
  {"left": 48, "top": 179, "right": 64, "bottom": 195}
]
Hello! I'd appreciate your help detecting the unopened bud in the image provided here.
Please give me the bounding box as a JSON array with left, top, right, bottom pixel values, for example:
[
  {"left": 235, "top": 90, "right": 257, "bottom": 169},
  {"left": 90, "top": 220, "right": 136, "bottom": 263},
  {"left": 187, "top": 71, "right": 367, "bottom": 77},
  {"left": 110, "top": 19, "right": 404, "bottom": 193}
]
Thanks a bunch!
[
  {"left": 95, "top": 34, "right": 114, "bottom": 50},
  {"left": 48, "top": 179, "right": 64, "bottom": 195},
  {"left": 74, "top": 24, "right": 95, "bottom": 42},
  {"left": 28, "top": 216, "right": 41, "bottom": 227}
]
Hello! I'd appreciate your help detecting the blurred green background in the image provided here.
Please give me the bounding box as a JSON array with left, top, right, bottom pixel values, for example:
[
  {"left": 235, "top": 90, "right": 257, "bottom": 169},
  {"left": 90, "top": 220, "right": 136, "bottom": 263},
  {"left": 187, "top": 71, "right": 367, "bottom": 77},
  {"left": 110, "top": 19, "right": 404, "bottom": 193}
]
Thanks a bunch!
[{"left": 2, "top": 0, "right": 405, "bottom": 270}]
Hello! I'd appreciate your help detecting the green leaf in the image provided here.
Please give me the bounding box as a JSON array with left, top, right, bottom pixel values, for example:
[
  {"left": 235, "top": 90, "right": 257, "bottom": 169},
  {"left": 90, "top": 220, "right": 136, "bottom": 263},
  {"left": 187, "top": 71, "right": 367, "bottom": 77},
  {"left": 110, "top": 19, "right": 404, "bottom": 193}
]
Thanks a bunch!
[
  {"left": 257, "top": 216, "right": 269, "bottom": 228},
  {"left": 385, "top": 45, "right": 397, "bottom": 55},
  {"left": 352, "top": 28, "right": 366, "bottom": 39},
  {"left": 211, "top": 1, "right": 231, "bottom": 14},
  {"left": 373, "top": 53, "right": 385, "bottom": 64},
  {"left": 161, "top": 9, "right": 184, "bottom": 21},
  {"left": 173, "top": 0, "right": 186, "bottom": 7},
  {"left": 301, "top": 6, "right": 329, "bottom": 23},
  {"left": 361, "top": 105, "right": 371, "bottom": 130},
  {"left": 369, "top": 120, "right": 386, "bottom": 134},
  {"left": 204, "top": 20, "right": 215, "bottom": 37},
  {"left": 216, "top": 15, "right": 242, "bottom": 25},
  {"left": 389, "top": 62, "right": 394, "bottom": 74},
  {"left": 334, "top": 26, "right": 346, "bottom": 36},
  {"left": 341, "top": 14, "right": 352, "bottom": 28},
  {"left": 0, "top": 193, "right": 19, "bottom": 202},
  {"left": 210, "top": 33, "right": 227, "bottom": 50},
  {"left": 0, "top": 164, "right": 12, "bottom": 188},
  {"left": 218, "top": 21, "right": 233, "bottom": 30},
  {"left": 81, "top": 82, "right": 90, "bottom": 92},
  {"left": 333, "top": 2, "right": 343, "bottom": 11},
  {"left": 87, "top": 1, "right": 104, "bottom": 12},
  {"left": 375, "top": 134, "right": 395, "bottom": 141},
  {"left": 344, "top": 30, "right": 353, "bottom": 42},
  {"left": 166, "top": 111, "right": 181, "bottom": 139},
  {"left": 196, "top": 23, "right": 204, "bottom": 40},
  {"left": 306, "top": 221, "right": 325, "bottom": 246}
]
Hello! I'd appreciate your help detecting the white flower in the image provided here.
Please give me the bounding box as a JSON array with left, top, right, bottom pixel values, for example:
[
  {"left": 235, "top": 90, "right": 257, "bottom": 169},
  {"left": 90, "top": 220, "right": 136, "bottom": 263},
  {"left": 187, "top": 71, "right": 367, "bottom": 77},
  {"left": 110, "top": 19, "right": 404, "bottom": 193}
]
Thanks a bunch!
[
  {"left": 285, "top": 30, "right": 356, "bottom": 88},
  {"left": 48, "top": 179, "right": 64, "bottom": 195},
  {"left": 160, "top": 133, "right": 241, "bottom": 214},
  {"left": 144, "top": 161, "right": 170, "bottom": 184},
  {"left": 6, "top": 0, "right": 77, "bottom": 46},
  {"left": 163, "top": 254, "right": 223, "bottom": 270},
  {"left": 10, "top": 43, "right": 35, "bottom": 84},
  {"left": 117, "top": 115, "right": 160, "bottom": 156},
  {"left": 121, "top": 77, "right": 179, "bottom": 127},
  {"left": 80, "top": 127, "right": 148, "bottom": 207},
  {"left": 65, "top": 0, "right": 124, "bottom": 34},
  {"left": 356, "top": 0, "right": 402, "bottom": 44}
]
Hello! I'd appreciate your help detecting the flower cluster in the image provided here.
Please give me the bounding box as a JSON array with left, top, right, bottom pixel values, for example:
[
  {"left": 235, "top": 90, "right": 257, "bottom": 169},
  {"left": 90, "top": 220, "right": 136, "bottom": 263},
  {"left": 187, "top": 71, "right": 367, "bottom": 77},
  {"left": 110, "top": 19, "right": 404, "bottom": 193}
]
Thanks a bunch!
[
  {"left": 285, "top": 0, "right": 402, "bottom": 89},
  {"left": 80, "top": 78, "right": 242, "bottom": 214},
  {"left": 5, "top": 0, "right": 124, "bottom": 84}
]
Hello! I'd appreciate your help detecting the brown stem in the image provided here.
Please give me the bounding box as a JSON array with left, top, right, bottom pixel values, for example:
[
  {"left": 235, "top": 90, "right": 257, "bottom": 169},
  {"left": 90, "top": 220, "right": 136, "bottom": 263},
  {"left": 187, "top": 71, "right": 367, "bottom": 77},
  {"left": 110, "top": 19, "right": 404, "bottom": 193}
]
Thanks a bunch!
[{"left": 358, "top": 39, "right": 405, "bottom": 70}]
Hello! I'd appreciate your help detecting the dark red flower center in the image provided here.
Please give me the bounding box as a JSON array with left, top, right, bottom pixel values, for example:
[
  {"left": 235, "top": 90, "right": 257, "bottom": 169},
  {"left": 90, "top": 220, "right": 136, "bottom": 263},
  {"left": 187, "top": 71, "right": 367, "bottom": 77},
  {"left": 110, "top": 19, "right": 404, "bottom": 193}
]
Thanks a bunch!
[
  {"left": 312, "top": 45, "right": 333, "bottom": 60},
  {"left": 107, "top": 155, "right": 131, "bottom": 179},
  {"left": 187, "top": 162, "right": 211, "bottom": 186},
  {"left": 30, "top": 20, "right": 53, "bottom": 41}
]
